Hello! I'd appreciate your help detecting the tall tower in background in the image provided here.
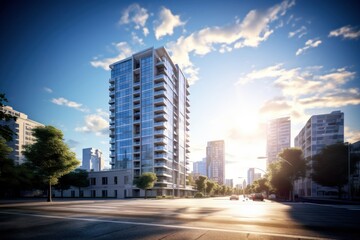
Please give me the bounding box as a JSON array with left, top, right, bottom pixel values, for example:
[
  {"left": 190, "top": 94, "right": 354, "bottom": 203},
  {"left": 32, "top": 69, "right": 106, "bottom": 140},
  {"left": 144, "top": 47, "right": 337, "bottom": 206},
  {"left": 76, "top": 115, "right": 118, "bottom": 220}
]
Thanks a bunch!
[
  {"left": 294, "top": 111, "right": 344, "bottom": 197},
  {"left": 82, "top": 148, "right": 104, "bottom": 172},
  {"left": 266, "top": 117, "right": 291, "bottom": 166},
  {"left": 0, "top": 106, "right": 44, "bottom": 165},
  {"left": 206, "top": 140, "right": 225, "bottom": 185},
  {"left": 109, "top": 47, "right": 190, "bottom": 197},
  {"left": 193, "top": 158, "right": 207, "bottom": 176}
]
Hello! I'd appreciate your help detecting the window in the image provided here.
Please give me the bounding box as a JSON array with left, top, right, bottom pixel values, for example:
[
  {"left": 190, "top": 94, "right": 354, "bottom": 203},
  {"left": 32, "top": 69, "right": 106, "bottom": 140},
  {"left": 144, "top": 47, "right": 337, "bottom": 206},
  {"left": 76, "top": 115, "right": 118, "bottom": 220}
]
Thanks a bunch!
[
  {"left": 102, "top": 190, "right": 108, "bottom": 198},
  {"left": 91, "top": 190, "right": 96, "bottom": 198},
  {"left": 90, "top": 178, "right": 96, "bottom": 185},
  {"left": 114, "top": 176, "right": 118, "bottom": 184},
  {"left": 102, "top": 177, "right": 108, "bottom": 185},
  {"left": 124, "top": 176, "right": 129, "bottom": 184}
]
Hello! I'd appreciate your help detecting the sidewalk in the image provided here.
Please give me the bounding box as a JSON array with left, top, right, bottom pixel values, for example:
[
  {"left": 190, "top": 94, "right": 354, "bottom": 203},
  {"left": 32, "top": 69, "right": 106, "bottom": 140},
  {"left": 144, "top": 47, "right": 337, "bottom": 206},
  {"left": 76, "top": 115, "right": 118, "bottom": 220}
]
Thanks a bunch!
[{"left": 299, "top": 197, "right": 360, "bottom": 205}]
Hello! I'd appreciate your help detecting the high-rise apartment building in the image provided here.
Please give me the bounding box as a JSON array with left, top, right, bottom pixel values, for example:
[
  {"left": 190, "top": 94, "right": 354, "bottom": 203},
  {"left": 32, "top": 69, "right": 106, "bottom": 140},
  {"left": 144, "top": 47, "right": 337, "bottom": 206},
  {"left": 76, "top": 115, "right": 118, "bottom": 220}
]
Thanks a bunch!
[
  {"left": 294, "top": 111, "right": 344, "bottom": 197},
  {"left": 206, "top": 140, "right": 225, "bottom": 185},
  {"left": 247, "top": 168, "right": 255, "bottom": 186},
  {"left": 266, "top": 117, "right": 291, "bottom": 166},
  {"left": 0, "top": 106, "right": 44, "bottom": 165},
  {"left": 193, "top": 158, "right": 207, "bottom": 176},
  {"left": 82, "top": 148, "right": 104, "bottom": 172},
  {"left": 109, "top": 47, "right": 190, "bottom": 197}
]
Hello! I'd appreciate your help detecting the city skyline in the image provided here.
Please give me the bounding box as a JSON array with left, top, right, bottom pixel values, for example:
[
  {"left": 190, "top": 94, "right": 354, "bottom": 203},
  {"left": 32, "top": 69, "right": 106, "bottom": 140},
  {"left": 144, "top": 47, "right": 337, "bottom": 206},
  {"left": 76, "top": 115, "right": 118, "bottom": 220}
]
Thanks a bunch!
[{"left": 1, "top": 0, "right": 360, "bottom": 182}]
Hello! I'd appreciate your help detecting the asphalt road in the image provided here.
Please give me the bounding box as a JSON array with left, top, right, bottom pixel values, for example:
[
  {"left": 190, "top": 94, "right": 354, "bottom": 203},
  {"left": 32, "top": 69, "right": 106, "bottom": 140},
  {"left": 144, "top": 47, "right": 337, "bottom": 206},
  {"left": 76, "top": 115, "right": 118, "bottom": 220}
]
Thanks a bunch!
[{"left": 0, "top": 196, "right": 359, "bottom": 239}]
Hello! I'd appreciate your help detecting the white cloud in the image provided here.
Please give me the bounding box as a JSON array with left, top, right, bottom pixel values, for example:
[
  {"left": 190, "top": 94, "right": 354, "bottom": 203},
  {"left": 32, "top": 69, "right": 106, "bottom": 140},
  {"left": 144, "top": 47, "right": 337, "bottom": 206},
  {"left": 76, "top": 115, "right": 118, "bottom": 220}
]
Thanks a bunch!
[
  {"left": 119, "top": 3, "right": 149, "bottom": 33},
  {"left": 90, "top": 42, "right": 132, "bottom": 70},
  {"left": 296, "top": 38, "right": 322, "bottom": 56},
  {"left": 154, "top": 7, "right": 185, "bottom": 40},
  {"left": 131, "top": 32, "right": 144, "bottom": 45},
  {"left": 237, "top": 64, "right": 359, "bottom": 121},
  {"left": 167, "top": 0, "right": 295, "bottom": 84},
  {"left": 329, "top": 25, "right": 360, "bottom": 40},
  {"left": 288, "top": 25, "right": 307, "bottom": 38},
  {"left": 51, "top": 97, "right": 88, "bottom": 112},
  {"left": 345, "top": 126, "right": 360, "bottom": 143},
  {"left": 44, "top": 87, "right": 53, "bottom": 93},
  {"left": 75, "top": 114, "right": 109, "bottom": 136}
]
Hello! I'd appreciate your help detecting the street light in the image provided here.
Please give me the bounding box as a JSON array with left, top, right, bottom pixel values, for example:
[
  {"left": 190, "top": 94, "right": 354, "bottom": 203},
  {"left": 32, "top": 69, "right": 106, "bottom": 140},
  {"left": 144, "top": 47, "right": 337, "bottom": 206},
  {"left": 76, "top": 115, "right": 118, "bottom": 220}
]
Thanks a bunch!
[{"left": 345, "top": 142, "right": 351, "bottom": 200}]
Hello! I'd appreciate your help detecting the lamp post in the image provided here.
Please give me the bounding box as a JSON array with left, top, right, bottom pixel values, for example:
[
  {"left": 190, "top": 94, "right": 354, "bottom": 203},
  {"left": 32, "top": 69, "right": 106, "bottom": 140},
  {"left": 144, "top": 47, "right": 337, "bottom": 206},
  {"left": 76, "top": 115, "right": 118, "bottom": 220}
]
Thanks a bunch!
[{"left": 346, "top": 142, "right": 351, "bottom": 200}]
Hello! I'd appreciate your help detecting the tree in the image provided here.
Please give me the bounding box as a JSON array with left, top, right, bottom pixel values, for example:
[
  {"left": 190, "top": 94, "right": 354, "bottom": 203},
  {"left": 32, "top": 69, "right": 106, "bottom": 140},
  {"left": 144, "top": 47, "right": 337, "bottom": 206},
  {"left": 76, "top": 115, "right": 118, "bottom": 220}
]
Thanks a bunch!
[
  {"left": 0, "top": 93, "right": 17, "bottom": 142},
  {"left": 252, "top": 178, "right": 270, "bottom": 195},
  {"left": 23, "top": 126, "right": 79, "bottom": 202},
  {"left": 133, "top": 172, "right": 157, "bottom": 198},
  {"left": 69, "top": 169, "right": 89, "bottom": 196},
  {"left": 267, "top": 161, "right": 292, "bottom": 199},
  {"left": 54, "top": 173, "right": 72, "bottom": 198},
  {"left": 312, "top": 143, "right": 360, "bottom": 199},
  {"left": 195, "top": 175, "right": 207, "bottom": 195},
  {"left": 278, "top": 148, "right": 306, "bottom": 200},
  {"left": 206, "top": 180, "right": 216, "bottom": 195}
]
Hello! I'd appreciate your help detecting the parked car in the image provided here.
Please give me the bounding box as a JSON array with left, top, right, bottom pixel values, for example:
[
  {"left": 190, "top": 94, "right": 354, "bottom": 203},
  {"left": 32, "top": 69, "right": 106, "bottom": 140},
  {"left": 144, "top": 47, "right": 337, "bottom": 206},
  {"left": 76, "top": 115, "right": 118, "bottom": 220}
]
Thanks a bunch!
[
  {"left": 268, "top": 194, "right": 276, "bottom": 200},
  {"left": 229, "top": 195, "right": 239, "bottom": 200},
  {"left": 252, "top": 193, "right": 264, "bottom": 201}
]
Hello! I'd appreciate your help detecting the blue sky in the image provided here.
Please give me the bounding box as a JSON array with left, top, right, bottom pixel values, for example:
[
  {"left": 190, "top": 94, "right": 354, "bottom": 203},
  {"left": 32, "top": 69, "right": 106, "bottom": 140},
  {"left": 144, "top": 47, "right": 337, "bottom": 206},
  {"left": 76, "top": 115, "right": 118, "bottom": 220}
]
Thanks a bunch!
[{"left": 1, "top": 0, "right": 360, "bottom": 182}]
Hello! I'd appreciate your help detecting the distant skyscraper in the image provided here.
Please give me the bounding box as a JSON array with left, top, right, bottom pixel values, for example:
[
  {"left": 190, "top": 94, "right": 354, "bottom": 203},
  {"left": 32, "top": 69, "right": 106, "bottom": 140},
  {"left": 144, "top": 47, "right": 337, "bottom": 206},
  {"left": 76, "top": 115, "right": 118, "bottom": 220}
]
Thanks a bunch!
[
  {"left": 294, "top": 111, "right": 344, "bottom": 197},
  {"left": 247, "top": 168, "right": 255, "bottom": 186},
  {"left": 266, "top": 117, "right": 291, "bottom": 166},
  {"left": 109, "top": 47, "right": 190, "bottom": 197},
  {"left": 193, "top": 158, "right": 207, "bottom": 176},
  {"left": 0, "top": 106, "right": 44, "bottom": 165},
  {"left": 206, "top": 140, "right": 225, "bottom": 185},
  {"left": 82, "top": 148, "right": 104, "bottom": 171},
  {"left": 225, "top": 179, "right": 233, "bottom": 188}
]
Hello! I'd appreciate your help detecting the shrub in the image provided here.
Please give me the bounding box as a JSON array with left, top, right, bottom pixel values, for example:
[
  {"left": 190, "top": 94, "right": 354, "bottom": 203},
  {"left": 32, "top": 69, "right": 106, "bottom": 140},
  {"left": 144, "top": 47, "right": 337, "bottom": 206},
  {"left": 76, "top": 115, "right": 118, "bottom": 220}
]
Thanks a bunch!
[{"left": 194, "top": 192, "right": 204, "bottom": 198}]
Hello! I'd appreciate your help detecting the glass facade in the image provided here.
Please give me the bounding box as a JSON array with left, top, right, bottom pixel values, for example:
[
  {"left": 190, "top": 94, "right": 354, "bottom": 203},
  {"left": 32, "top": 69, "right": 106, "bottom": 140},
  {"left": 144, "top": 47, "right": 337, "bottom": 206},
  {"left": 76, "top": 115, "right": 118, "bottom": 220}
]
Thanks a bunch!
[{"left": 109, "top": 47, "right": 190, "bottom": 196}]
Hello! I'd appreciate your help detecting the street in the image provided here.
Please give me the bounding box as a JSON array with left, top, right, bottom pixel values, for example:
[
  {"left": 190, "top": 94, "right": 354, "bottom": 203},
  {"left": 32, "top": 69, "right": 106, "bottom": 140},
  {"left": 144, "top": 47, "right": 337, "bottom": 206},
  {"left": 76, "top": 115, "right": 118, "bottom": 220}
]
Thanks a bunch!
[{"left": 0, "top": 196, "right": 359, "bottom": 239}]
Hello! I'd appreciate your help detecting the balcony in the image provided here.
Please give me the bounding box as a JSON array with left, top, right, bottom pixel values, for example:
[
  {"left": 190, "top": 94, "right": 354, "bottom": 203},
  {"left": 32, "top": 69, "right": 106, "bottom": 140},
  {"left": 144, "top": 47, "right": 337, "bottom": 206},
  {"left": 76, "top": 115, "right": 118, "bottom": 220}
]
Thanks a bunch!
[
  {"left": 109, "top": 90, "right": 115, "bottom": 97},
  {"left": 154, "top": 82, "right": 166, "bottom": 91},
  {"left": 154, "top": 137, "right": 166, "bottom": 145},
  {"left": 154, "top": 89, "right": 166, "bottom": 98},
  {"left": 155, "top": 171, "right": 172, "bottom": 178},
  {"left": 109, "top": 85, "right": 115, "bottom": 91},
  {"left": 154, "top": 122, "right": 166, "bottom": 129},
  {"left": 109, "top": 78, "right": 115, "bottom": 84},
  {"left": 154, "top": 74, "right": 166, "bottom": 83},
  {"left": 154, "top": 97, "right": 166, "bottom": 106},
  {"left": 154, "top": 113, "right": 167, "bottom": 122},
  {"left": 154, "top": 145, "right": 167, "bottom": 152},
  {"left": 154, "top": 130, "right": 166, "bottom": 137},
  {"left": 154, "top": 106, "right": 166, "bottom": 114},
  {"left": 109, "top": 104, "right": 115, "bottom": 111}
]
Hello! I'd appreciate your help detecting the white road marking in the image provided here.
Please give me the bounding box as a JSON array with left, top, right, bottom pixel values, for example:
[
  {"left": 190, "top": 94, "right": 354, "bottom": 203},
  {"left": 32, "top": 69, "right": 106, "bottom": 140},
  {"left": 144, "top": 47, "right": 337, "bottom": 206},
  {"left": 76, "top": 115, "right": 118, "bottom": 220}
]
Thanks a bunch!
[{"left": 0, "top": 210, "right": 330, "bottom": 240}]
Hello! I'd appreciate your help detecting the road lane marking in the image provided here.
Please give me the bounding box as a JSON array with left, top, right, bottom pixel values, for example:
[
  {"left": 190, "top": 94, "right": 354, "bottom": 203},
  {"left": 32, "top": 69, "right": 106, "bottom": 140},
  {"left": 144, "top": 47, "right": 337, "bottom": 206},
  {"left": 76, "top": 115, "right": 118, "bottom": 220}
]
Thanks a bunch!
[{"left": 0, "top": 210, "right": 330, "bottom": 240}]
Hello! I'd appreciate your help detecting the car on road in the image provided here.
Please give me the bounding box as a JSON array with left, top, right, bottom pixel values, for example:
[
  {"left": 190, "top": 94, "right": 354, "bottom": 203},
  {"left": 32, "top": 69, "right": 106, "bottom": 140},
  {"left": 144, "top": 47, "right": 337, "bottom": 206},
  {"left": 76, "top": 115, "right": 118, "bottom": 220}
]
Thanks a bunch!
[
  {"left": 229, "top": 195, "right": 239, "bottom": 200},
  {"left": 252, "top": 193, "right": 264, "bottom": 201}
]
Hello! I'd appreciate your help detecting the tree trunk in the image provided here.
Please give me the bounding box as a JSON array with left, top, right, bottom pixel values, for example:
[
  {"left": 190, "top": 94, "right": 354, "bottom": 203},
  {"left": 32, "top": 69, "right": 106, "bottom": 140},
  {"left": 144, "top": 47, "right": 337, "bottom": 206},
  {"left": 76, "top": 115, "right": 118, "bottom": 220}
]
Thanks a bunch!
[{"left": 47, "top": 181, "right": 52, "bottom": 202}]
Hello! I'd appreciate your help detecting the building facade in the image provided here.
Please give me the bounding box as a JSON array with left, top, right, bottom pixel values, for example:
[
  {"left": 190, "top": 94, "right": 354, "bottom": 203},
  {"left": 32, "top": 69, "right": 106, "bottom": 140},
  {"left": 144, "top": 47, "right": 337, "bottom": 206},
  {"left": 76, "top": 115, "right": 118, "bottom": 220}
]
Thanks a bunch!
[
  {"left": 109, "top": 47, "right": 191, "bottom": 197},
  {"left": 266, "top": 117, "right": 291, "bottom": 166},
  {"left": 294, "top": 111, "right": 344, "bottom": 197},
  {"left": 193, "top": 158, "right": 207, "bottom": 176},
  {"left": 247, "top": 168, "right": 255, "bottom": 186},
  {"left": 82, "top": 148, "right": 104, "bottom": 172},
  {"left": 0, "top": 106, "right": 44, "bottom": 165},
  {"left": 206, "top": 140, "right": 225, "bottom": 185}
]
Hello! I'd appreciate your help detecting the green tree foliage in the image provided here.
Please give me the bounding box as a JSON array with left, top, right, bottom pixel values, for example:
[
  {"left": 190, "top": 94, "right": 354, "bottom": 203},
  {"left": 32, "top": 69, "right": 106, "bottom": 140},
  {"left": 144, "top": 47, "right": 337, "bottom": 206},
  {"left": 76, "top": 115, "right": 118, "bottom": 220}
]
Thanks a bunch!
[
  {"left": 267, "top": 161, "right": 292, "bottom": 199},
  {"left": 195, "top": 175, "right": 207, "bottom": 195},
  {"left": 23, "top": 126, "right": 79, "bottom": 202},
  {"left": 0, "top": 93, "right": 17, "bottom": 142},
  {"left": 206, "top": 180, "right": 216, "bottom": 195},
  {"left": 312, "top": 143, "right": 360, "bottom": 198},
  {"left": 69, "top": 169, "right": 89, "bottom": 194},
  {"left": 0, "top": 137, "right": 17, "bottom": 196},
  {"left": 133, "top": 172, "right": 157, "bottom": 198},
  {"left": 252, "top": 178, "right": 270, "bottom": 194},
  {"left": 54, "top": 173, "right": 73, "bottom": 198}
]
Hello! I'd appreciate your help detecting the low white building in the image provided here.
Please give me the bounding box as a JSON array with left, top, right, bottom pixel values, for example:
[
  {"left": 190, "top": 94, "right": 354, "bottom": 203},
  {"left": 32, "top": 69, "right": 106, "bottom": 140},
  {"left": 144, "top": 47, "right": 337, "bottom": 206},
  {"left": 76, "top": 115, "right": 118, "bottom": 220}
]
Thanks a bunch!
[{"left": 53, "top": 169, "right": 195, "bottom": 199}]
